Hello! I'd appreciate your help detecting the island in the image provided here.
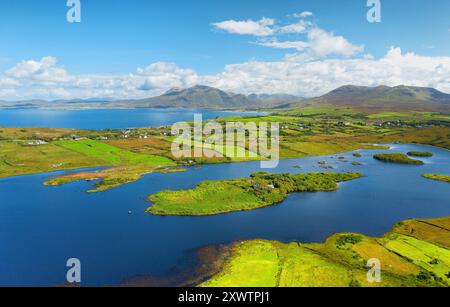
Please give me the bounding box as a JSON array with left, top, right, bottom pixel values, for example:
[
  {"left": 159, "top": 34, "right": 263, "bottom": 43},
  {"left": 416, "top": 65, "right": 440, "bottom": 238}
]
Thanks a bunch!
[
  {"left": 373, "top": 153, "right": 424, "bottom": 165},
  {"left": 200, "top": 216, "right": 450, "bottom": 287},
  {"left": 422, "top": 174, "right": 450, "bottom": 183},
  {"left": 147, "top": 172, "right": 362, "bottom": 216},
  {"left": 408, "top": 151, "right": 434, "bottom": 157}
]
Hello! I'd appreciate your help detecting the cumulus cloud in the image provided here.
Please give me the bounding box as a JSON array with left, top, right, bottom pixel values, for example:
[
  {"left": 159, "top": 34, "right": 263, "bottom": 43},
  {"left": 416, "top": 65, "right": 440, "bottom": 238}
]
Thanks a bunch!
[
  {"left": 0, "top": 60, "right": 201, "bottom": 101},
  {"left": 135, "top": 62, "right": 199, "bottom": 91},
  {"left": 203, "top": 47, "right": 450, "bottom": 97},
  {"left": 213, "top": 18, "right": 275, "bottom": 36},
  {"left": 305, "top": 28, "right": 364, "bottom": 57},
  {"left": 6, "top": 56, "right": 71, "bottom": 82},
  {"left": 1, "top": 47, "right": 450, "bottom": 100}
]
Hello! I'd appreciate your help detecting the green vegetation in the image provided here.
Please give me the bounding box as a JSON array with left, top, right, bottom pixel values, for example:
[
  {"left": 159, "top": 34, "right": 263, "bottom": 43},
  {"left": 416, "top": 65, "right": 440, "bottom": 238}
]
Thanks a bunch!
[
  {"left": 41, "top": 139, "right": 176, "bottom": 192},
  {"left": 0, "top": 140, "right": 106, "bottom": 178},
  {"left": 374, "top": 153, "right": 424, "bottom": 165},
  {"left": 422, "top": 174, "right": 450, "bottom": 183},
  {"left": 201, "top": 216, "right": 450, "bottom": 287},
  {"left": 54, "top": 139, "right": 174, "bottom": 166},
  {"left": 407, "top": 151, "right": 433, "bottom": 157},
  {"left": 147, "top": 172, "right": 362, "bottom": 216},
  {"left": 1, "top": 105, "right": 449, "bottom": 188}
]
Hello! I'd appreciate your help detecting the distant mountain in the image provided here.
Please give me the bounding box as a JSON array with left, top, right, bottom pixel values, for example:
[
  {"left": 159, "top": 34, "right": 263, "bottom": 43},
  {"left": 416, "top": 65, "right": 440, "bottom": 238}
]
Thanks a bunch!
[
  {"left": 284, "top": 85, "right": 450, "bottom": 112},
  {"left": 112, "top": 85, "right": 300, "bottom": 109},
  {"left": 0, "top": 98, "right": 114, "bottom": 109},
  {"left": 247, "top": 93, "right": 300, "bottom": 106}
]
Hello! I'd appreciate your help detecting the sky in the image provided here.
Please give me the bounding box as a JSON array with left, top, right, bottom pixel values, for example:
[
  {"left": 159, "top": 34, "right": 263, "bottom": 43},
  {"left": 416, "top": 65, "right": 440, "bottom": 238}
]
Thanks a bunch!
[{"left": 0, "top": 0, "right": 449, "bottom": 101}]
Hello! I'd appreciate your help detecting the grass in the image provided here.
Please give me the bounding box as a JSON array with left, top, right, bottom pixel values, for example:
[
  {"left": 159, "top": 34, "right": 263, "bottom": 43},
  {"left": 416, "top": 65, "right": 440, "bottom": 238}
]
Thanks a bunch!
[
  {"left": 374, "top": 153, "right": 424, "bottom": 165},
  {"left": 147, "top": 172, "right": 362, "bottom": 216},
  {"left": 41, "top": 139, "right": 176, "bottom": 192},
  {"left": 384, "top": 234, "right": 450, "bottom": 281},
  {"left": 407, "top": 151, "right": 433, "bottom": 157},
  {"left": 0, "top": 140, "right": 106, "bottom": 178},
  {"left": 54, "top": 139, "right": 174, "bottom": 166},
  {"left": 201, "top": 216, "right": 450, "bottom": 287},
  {"left": 393, "top": 218, "right": 450, "bottom": 249},
  {"left": 422, "top": 174, "right": 450, "bottom": 183}
]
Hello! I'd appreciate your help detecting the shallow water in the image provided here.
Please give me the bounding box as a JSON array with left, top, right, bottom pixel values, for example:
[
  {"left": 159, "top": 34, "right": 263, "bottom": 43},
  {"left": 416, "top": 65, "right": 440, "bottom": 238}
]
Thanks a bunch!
[
  {"left": 0, "top": 144, "right": 449, "bottom": 286},
  {"left": 0, "top": 108, "right": 264, "bottom": 130}
]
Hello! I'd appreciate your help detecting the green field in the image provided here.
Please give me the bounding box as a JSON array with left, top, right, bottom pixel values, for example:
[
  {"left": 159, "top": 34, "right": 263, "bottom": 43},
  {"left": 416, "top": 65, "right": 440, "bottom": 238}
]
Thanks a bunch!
[
  {"left": 42, "top": 139, "right": 176, "bottom": 192},
  {"left": 147, "top": 172, "right": 362, "bottom": 216},
  {"left": 54, "top": 139, "right": 174, "bottom": 166},
  {"left": 201, "top": 216, "right": 450, "bottom": 287},
  {"left": 0, "top": 140, "right": 106, "bottom": 178}
]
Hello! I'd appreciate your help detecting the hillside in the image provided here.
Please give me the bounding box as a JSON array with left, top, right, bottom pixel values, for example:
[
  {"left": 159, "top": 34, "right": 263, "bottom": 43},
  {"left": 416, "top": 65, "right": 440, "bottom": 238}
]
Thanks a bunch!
[{"left": 284, "top": 85, "right": 450, "bottom": 112}]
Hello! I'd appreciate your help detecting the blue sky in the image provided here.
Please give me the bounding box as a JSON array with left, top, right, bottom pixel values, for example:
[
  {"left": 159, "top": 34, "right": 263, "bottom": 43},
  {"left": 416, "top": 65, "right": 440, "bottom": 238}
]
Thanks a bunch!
[{"left": 0, "top": 0, "right": 449, "bottom": 100}]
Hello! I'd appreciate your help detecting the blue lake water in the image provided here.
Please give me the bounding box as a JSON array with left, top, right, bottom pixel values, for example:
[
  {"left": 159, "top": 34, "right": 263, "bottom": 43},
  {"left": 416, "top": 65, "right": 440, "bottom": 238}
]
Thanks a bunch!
[
  {"left": 0, "top": 144, "right": 449, "bottom": 286},
  {"left": 0, "top": 108, "right": 264, "bottom": 130}
]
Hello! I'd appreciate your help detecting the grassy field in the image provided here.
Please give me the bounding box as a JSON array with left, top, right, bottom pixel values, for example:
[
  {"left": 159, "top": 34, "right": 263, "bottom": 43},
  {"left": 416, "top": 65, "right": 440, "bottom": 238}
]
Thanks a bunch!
[
  {"left": 147, "top": 172, "right": 362, "bottom": 216},
  {"left": 40, "top": 139, "right": 176, "bottom": 192},
  {"left": 201, "top": 216, "right": 450, "bottom": 287},
  {"left": 422, "top": 174, "right": 450, "bottom": 183},
  {"left": 0, "top": 140, "right": 106, "bottom": 178},
  {"left": 54, "top": 139, "right": 174, "bottom": 166},
  {"left": 374, "top": 153, "right": 424, "bottom": 165}
]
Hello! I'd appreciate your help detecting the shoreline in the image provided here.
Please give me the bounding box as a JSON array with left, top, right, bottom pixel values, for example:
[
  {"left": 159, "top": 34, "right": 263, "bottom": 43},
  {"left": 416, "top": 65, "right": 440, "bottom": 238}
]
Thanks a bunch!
[
  {"left": 0, "top": 141, "right": 442, "bottom": 182},
  {"left": 197, "top": 216, "right": 450, "bottom": 287}
]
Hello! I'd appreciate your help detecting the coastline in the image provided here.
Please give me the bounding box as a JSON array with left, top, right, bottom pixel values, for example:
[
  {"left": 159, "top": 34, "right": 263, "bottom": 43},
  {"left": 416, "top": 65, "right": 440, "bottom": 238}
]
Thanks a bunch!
[{"left": 197, "top": 216, "right": 450, "bottom": 287}]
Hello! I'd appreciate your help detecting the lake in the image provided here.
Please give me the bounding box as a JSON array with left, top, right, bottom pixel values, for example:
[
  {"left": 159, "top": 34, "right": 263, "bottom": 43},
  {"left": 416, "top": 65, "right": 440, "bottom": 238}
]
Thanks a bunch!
[
  {"left": 0, "top": 144, "right": 449, "bottom": 286},
  {"left": 0, "top": 108, "right": 264, "bottom": 130}
]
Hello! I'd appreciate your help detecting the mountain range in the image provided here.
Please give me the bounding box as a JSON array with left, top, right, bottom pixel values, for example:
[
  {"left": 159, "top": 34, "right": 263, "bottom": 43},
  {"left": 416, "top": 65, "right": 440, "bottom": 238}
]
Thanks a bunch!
[
  {"left": 110, "top": 85, "right": 300, "bottom": 109},
  {"left": 1, "top": 84, "right": 450, "bottom": 112}
]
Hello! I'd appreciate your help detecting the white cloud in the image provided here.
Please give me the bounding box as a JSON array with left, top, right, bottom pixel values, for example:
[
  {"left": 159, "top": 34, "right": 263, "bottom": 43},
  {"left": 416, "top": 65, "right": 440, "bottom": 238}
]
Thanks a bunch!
[
  {"left": 135, "top": 62, "right": 199, "bottom": 91},
  {"left": 278, "top": 20, "right": 309, "bottom": 34},
  {"left": 257, "top": 39, "right": 309, "bottom": 51},
  {"left": 202, "top": 47, "right": 450, "bottom": 97},
  {"left": 306, "top": 28, "right": 364, "bottom": 57},
  {"left": 293, "top": 11, "right": 313, "bottom": 18},
  {"left": 1, "top": 48, "right": 450, "bottom": 101},
  {"left": 215, "top": 13, "right": 363, "bottom": 59},
  {"left": 6, "top": 56, "right": 71, "bottom": 82},
  {"left": 257, "top": 28, "right": 363, "bottom": 59},
  {"left": 213, "top": 18, "right": 275, "bottom": 36}
]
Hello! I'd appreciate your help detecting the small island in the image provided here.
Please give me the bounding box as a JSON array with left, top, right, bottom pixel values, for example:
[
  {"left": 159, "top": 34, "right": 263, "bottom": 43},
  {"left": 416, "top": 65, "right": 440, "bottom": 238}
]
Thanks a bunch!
[
  {"left": 407, "top": 151, "right": 433, "bottom": 157},
  {"left": 422, "top": 174, "right": 450, "bottom": 183},
  {"left": 147, "top": 172, "right": 363, "bottom": 216},
  {"left": 373, "top": 153, "right": 424, "bottom": 165}
]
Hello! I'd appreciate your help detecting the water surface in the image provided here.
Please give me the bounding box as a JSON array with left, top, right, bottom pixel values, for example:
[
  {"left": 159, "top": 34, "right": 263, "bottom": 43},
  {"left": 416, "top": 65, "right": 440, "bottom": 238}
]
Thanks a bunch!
[
  {"left": 0, "top": 144, "right": 449, "bottom": 286},
  {"left": 0, "top": 108, "right": 264, "bottom": 130}
]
